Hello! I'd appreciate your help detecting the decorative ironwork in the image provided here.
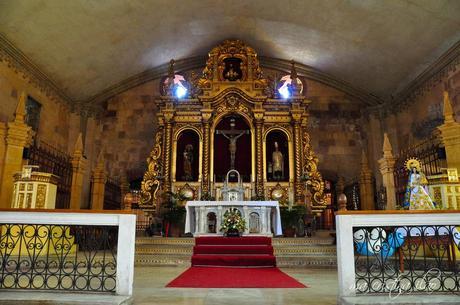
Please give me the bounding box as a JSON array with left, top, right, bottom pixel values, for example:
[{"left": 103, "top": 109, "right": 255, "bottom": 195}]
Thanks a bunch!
[
  {"left": 393, "top": 136, "right": 445, "bottom": 207},
  {"left": 26, "top": 141, "right": 72, "bottom": 209},
  {"left": 0, "top": 224, "right": 117, "bottom": 292},
  {"left": 353, "top": 225, "right": 460, "bottom": 294}
]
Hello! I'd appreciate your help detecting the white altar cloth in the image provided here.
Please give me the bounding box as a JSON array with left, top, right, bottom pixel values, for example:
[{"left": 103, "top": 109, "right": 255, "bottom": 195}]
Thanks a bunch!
[{"left": 184, "top": 201, "right": 283, "bottom": 236}]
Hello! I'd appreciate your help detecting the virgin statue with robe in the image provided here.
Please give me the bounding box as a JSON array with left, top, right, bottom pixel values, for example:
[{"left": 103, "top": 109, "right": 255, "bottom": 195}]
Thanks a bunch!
[{"left": 402, "top": 158, "right": 436, "bottom": 210}]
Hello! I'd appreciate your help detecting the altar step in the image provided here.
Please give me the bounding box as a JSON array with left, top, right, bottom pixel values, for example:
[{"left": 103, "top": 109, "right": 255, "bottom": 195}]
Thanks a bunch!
[
  {"left": 191, "top": 236, "right": 276, "bottom": 267},
  {"left": 135, "top": 231, "right": 337, "bottom": 268}
]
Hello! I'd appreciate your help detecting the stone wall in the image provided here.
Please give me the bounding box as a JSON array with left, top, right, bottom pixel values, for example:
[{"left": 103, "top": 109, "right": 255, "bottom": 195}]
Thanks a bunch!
[
  {"left": 307, "top": 80, "right": 363, "bottom": 182},
  {"left": 96, "top": 80, "right": 160, "bottom": 181},
  {"left": 0, "top": 60, "right": 101, "bottom": 208},
  {"left": 0, "top": 60, "right": 82, "bottom": 153}
]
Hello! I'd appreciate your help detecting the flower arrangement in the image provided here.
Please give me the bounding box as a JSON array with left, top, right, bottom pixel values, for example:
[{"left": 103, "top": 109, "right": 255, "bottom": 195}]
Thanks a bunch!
[{"left": 220, "top": 208, "right": 246, "bottom": 235}]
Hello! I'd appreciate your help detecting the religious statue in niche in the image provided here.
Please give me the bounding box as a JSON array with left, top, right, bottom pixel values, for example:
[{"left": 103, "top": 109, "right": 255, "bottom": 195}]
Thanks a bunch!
[
  {"left": 402, "top": 158, "right": 436, "bottom": 210},
  {"left": 216, "top": 118, "right": 249, "bottom": 170},
  {"left": 182, "top": 144, "right": 194, "bottom": 181},
  {"left": 272, "top": 142, "right": 284, "bottom": 180},
  {"left": 222, "top": 58, "right": 243, "bottom": 81}
]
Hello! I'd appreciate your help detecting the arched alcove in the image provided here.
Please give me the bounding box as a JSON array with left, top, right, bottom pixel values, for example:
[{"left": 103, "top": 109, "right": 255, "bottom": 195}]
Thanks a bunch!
[
  {"left": 266, "top": 130, "right": 290, "bottom": 182},
  {"left": 213, "top": 114, "right": 252, "bottom": 182},
  {"left": 175, "top": 129, "right": 200, "bottom": 182}
]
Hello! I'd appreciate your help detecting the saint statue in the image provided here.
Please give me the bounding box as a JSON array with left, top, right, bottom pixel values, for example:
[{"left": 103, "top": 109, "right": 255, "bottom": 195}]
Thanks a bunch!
[
  {"left": 402, "top": 158, "right": 435, "bottom": 210},
  {"left": 182, "top": 144, "right": 194, "bottom": 181},
  {"left": 272, "top": 142, "right": 284, "bottom": 180}
]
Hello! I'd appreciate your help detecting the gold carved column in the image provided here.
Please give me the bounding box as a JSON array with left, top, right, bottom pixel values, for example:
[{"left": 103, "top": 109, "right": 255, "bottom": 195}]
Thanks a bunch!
[
  {"left": 162, "top": 114, "right": 173, "bottom": 193},
  {"left": 201, "top": 108, "right": 212, "bottom": 195},
  {"left": 254, "top": 115, "right": 264, "bottom": 197},
  {"left": 292, "top": 114, "right": 304, "bottom": 204}
]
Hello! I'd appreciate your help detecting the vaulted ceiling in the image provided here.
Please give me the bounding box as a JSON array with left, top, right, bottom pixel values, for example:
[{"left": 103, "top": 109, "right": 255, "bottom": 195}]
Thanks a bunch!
[{"left": 1, "top": 0, "right": 459, "bottom": 105}]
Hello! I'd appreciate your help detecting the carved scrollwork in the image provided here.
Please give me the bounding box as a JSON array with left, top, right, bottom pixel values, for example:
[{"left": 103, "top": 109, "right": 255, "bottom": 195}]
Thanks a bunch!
[
  {"left": 302, "top": 131, "right": 326, "bottom": 205},
  {"left": 216, "top": 95, "right": 249, "bottom": 114},
  {"left": 140, "top": 130, "right": 163, "bottom": 208}
]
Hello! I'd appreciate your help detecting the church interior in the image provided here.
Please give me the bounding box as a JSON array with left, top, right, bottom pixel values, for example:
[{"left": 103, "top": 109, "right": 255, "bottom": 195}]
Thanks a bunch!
[{"left": 1, "top": 1, "right": 460, "bottom": 305}]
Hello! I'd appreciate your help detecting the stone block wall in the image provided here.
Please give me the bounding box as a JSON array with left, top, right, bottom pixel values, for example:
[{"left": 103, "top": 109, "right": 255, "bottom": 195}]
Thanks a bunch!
[
  {"left": 307, "top": 81, "right": 364, "bottom": 182},
  {"left": 96, "top": 80, "right": 160, "bottom": 181}
]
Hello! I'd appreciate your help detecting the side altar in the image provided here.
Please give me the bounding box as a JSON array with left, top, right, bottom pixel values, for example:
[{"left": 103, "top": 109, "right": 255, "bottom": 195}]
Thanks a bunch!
[{"left": 139, "top": 40, "right": 328, "bottom": 220}]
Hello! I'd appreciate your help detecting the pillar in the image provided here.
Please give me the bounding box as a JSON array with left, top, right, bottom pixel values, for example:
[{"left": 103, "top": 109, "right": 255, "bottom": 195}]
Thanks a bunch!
[
  {"left": 90, "top": 151, "right": 106, "bottom": 210},
  {"left": 162, "top": 112, "right": 173, "bottom": 193},
  {"left": 70, "top": 133, "right": 87, "bottom": 209},
  {"left": 292, "top": 115, "right": 303, "bottom": 204},
  {"left": 378, "top": 133, "right": 397, "bottom": 210},
  {"left": 254, "top": 114, "right": 264, "bottom": 198},
  {"left": 359, "top": 150, "right": 374, "bottom": 210},
  {"left": 438, "top": 90, "right": 460, "bottom": 171},
  {"left": 201, "top": 108, "right": 212, "bottom": 195},
  {"left": 0, "top": 92, "right": 31, "bottom": 208}
]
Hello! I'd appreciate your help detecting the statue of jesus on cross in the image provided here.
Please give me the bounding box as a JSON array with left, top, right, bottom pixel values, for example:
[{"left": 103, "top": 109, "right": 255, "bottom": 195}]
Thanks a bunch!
[{"left": 216, "top": 117, "right": 250, "bottom": 170}]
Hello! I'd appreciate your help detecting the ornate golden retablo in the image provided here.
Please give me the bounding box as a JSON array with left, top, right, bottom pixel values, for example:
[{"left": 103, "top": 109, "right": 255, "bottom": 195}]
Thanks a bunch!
[{"left": 140, "top": 40, "right": 326, "bottom": 214}]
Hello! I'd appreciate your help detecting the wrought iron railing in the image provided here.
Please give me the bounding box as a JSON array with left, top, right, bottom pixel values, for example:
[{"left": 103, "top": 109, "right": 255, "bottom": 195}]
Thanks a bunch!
[
  {"left": 0, "top": 210, "right": 136, "bottom": 295},
  {"left": 26, "top": 141, "right": 72, "bottom": 209},
  {"left": 336, "top": 211, "right": 460, "bottom": 299},
  {"left": 0, "top": 224, "right": 117, "bottom": 291},
  {"left": 354, "top": 225, "right": 459, "bottom": 294}
]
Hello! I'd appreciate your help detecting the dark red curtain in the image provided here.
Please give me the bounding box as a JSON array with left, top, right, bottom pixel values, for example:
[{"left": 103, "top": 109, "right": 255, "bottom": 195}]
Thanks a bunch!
[
  {"left": 214, "top": 115, "right": 252, "bottom": 182},
  {"left": 176, "top": 130, "right": 199, "bottom": 181},
  {"left": 266, "top": 131, "right": 289, "bottom": 182}
]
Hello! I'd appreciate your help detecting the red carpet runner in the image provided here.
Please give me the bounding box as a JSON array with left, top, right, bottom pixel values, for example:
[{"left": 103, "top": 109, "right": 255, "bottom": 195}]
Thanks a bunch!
[
  {"left": 192, "top": 236, "right": 276, "bottom": 267},
  {"left": 167, "top": 237, "right": 307, "bottom": 288}
]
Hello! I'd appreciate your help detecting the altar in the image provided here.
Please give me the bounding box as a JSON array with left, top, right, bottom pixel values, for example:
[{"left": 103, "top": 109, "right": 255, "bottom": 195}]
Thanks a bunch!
[{"left": 184, "top": 201, "right": 282, "bottom": 236}]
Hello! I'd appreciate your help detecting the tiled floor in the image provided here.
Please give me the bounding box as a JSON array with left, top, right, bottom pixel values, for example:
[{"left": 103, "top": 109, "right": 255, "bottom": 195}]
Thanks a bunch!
[{"left": 133, "top": 266, "right": 338, "bottom": 305}]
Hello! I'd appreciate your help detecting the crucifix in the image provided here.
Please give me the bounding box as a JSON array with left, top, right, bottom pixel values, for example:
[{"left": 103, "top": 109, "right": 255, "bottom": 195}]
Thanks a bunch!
[{"left": 215, "top": 118, "right": 250, "bottom": 170}]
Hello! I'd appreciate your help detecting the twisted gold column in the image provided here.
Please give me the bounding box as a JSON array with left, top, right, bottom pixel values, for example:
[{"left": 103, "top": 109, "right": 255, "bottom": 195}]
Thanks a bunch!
[
  {"left": 163, "top": 121, "right": 173, "bottom": 193},
  {"left": 255, "top": 119, "right": 264, "bottom": 198},
  {"left": 293, "top": 121, "right": 303, "bottom": 204},
  {"left": 201, "top": 120, "right": 211, "bottom": 194}
]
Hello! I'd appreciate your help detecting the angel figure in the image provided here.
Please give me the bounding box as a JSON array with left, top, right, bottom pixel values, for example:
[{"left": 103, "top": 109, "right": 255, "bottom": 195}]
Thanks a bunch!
[{"left": 402, "top": 158, "right": 436, "bottom": 210}]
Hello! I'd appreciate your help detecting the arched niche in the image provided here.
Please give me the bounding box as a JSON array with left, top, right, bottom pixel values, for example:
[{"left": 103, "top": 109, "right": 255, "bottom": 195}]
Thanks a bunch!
[
  {"left": 175, "top": 129, "right": 200, "bottom": 182},
  {"left": 265, "top": 130, "right": 290, "bottom": 182},
  {"left": 207, "top": 212, "right": 217, "bottom": 233},
  {"left": 213, "top": 114, "right": 252, "bottom": 182},
  {"left": 249, "top": 212, "right": 260, "bottom": 233}
]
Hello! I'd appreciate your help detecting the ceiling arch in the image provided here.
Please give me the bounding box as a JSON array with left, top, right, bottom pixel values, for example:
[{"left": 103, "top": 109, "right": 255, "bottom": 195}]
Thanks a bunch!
[{"left": 0, "top": 0, "right": 459, "bottom": 108}]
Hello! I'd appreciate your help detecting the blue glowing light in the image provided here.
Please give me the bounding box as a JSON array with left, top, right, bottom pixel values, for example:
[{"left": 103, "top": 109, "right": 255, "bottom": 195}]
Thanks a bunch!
[
  {"left": 175, "top": 85, "right": 187, "bottom": 99},
  {"left": 278, "top": 85, "right": 290, "bottom": 99}
]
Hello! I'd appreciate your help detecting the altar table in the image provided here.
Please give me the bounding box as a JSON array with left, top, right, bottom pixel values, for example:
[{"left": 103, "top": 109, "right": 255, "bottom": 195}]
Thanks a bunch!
[{"left": 184, "top": 201, "right": 283, "bottom": 236}]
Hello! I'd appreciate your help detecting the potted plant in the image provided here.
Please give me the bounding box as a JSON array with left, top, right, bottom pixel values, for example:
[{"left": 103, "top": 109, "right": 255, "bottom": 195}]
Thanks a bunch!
[
  {"left": 280, "top": 205, "right": 305, "bottom": 237},
  {"left": 161, "top": 191, "right": 187, "bottom": 237},
  {"left": 220, "top": 208, "right": 246, "bottom": 237}
]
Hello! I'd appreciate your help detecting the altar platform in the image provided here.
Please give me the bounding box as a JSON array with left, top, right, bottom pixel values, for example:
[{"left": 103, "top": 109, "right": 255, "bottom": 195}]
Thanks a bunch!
[{"left": 134, "top": 232, "right": 337, "bottom": 269}]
